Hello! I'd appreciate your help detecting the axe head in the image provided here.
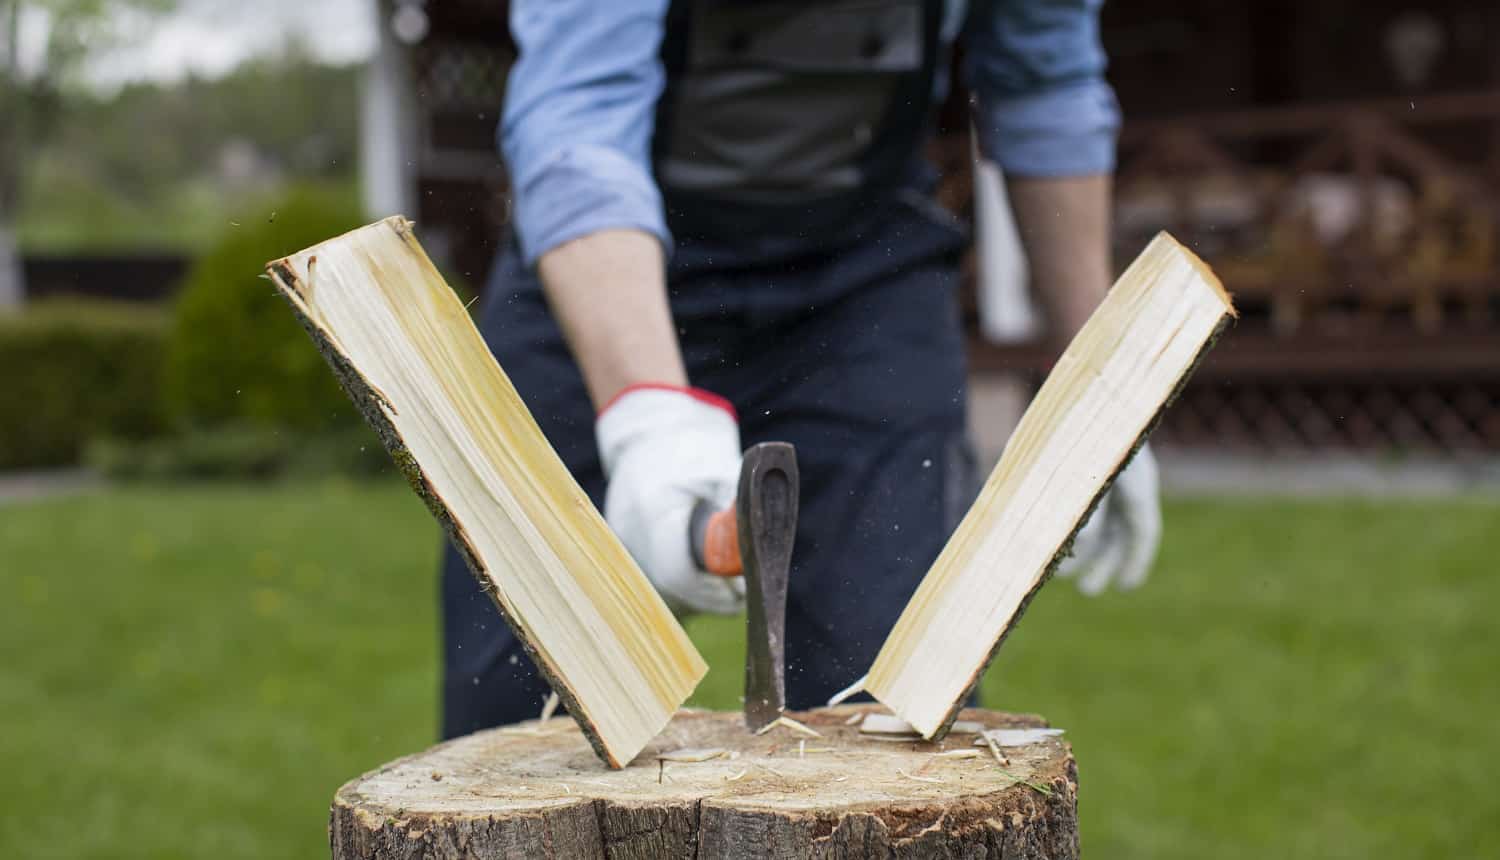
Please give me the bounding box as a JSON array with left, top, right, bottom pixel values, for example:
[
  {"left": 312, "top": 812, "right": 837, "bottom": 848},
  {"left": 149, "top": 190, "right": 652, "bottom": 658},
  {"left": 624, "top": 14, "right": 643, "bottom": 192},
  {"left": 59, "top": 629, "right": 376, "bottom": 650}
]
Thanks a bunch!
[{"left": 736, "top": 442, "right": 798, "bottom": 731}]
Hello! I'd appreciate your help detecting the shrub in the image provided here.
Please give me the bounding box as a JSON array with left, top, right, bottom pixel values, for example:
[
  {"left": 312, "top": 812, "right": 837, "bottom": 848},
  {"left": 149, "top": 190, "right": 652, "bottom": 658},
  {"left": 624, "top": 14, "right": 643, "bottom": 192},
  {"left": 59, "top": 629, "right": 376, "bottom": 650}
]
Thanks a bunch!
[
  {"left": 163, "top": 185, "right": 366, "bottom": 432},
  {"left": 0, "top": 300, "right": 169, "bottom": 468},
  {"left": 86, "top": 424, "right": 392, "bottom": 482},
  {"left": 87, "top": 424, "right": 288, "bottom": 481}
]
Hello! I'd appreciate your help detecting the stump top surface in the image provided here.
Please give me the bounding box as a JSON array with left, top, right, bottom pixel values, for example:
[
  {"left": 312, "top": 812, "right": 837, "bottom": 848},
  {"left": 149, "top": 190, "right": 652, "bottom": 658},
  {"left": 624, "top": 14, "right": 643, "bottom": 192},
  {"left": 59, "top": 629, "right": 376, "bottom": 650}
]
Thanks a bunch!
[{"left": 337, "top": 705, "right": 1072, "bottom": 818}]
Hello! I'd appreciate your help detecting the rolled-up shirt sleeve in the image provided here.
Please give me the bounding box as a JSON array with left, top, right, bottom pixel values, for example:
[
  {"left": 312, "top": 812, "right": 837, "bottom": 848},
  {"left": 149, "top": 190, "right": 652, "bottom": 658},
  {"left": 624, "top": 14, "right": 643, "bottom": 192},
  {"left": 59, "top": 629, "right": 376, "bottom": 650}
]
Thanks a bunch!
[
  {"left": 501, "top": 0, "right": 671, "bottom": 265},
  {"left": 963, "top": 0, "right": 1120, "bottom": 177}
]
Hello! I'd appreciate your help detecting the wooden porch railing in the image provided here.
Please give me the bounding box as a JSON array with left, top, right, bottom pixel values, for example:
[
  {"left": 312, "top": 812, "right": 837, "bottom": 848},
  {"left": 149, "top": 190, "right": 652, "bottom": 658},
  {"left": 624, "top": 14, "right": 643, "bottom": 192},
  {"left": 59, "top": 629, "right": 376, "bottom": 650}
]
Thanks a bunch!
[
  {"left": 964, "top": 89, "right": 1500, "bottom": 452},
  {"left": 1115, "top": 88, "right": 1500, "bottom": 336}
]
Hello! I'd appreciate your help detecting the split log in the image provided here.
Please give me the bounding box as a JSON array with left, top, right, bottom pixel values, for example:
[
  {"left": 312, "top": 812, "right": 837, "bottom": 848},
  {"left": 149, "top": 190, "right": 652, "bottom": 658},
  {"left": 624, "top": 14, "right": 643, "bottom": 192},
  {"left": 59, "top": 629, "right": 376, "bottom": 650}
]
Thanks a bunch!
[
  {"left": 266, "top": 217, "right": 705, "bottom": 767},
  {"left": 866, "top": 233, "right": 1237, "bottom": 738},
  {"left": 330, "top": 706, "right": 1079, "bottom": 859}
]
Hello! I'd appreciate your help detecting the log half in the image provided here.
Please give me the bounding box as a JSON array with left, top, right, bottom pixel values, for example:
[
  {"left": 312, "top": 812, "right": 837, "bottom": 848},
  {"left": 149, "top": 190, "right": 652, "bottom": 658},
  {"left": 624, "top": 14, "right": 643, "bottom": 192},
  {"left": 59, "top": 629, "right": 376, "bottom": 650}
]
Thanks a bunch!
[{"left": 266, "top": 217, "right": 705, "bottom": 767}]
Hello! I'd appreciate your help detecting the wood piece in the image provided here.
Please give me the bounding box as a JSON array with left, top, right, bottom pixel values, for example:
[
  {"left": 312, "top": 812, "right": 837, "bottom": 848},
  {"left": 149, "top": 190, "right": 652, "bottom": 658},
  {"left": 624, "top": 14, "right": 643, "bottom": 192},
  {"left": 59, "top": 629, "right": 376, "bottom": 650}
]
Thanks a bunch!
[
  {"left": 857, "top": 713, "right": 920, "bottom": 736},
  {"left": 330, "top": 706, "right": 1080, "bottom": 859},
  {"left": 266, "top": 217, "right": 705, "bottom": 768},
  {"left": 867, "top": 232, "right": 1236, "bottom": 739},
  {"left": 976, "top": 728, "right": 1067, "bottom": 748},
  {"left": 859, "top": 713, "right": 990, "bottom": 736}
]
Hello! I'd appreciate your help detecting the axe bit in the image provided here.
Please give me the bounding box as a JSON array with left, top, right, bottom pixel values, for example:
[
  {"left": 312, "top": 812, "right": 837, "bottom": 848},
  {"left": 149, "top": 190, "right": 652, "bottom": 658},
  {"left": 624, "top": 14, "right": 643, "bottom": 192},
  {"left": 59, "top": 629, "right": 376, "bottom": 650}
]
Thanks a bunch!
[{"left": 690, "top": 442, "right": 799, "bottom": 732}]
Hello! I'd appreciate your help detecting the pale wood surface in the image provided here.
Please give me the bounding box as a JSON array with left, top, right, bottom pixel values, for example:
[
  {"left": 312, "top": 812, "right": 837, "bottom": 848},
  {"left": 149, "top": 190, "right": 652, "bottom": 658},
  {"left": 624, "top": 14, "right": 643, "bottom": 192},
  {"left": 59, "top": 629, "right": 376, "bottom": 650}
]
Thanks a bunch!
[
  {"left": 330, "top": 706, "right": 1079, "bottom": 859},
  {"left": 867, "top": 233, "right": 1236, "bottom": 738},
  {"left": 267, "top": 217, "right": 705, "bottom": 767}
]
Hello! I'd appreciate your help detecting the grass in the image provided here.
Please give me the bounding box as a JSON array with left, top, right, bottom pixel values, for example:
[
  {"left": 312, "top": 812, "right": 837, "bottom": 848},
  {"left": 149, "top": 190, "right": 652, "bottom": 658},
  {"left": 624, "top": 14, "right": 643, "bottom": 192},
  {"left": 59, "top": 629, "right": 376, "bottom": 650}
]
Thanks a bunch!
[{"left": 1, "top": 480, "right": 1496, "bottom": 857}]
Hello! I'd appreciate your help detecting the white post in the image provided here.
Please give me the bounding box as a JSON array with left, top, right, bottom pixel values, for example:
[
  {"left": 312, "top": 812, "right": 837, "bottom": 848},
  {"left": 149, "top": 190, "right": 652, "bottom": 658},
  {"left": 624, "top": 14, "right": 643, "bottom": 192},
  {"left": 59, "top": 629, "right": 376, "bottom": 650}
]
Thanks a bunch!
[
  {"left": 360, "top": 0, "right": 417, "bottom": 219},
  {"left": 967, "top": 133, "right": 1038, "bottom": 465},
  {"left": 0, "top": 224, "right": 22, "bottom": 309},
  {"left": 0, "top": 0, "right": 24, "bottom": 307},
  {"left": 970, "top": 134, "right": 1037, "bottom": 344}
]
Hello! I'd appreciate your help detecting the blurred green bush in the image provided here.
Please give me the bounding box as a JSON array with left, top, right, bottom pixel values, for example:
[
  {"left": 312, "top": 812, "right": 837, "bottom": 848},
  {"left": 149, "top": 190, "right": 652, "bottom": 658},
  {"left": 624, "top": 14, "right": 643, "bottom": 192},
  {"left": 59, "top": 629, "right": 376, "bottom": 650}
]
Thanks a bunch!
[
  {"left": 0, "top": 300, "right": 169, "bottom": 469},
  {"left": 0, "top": 187, "right": 394, "bottom": 476},
  {"left": 163, "top": 185, "right": 365, "bottom": 432},
  {"left": 86, "top": 423, "right": 391, "bottom": 482}
]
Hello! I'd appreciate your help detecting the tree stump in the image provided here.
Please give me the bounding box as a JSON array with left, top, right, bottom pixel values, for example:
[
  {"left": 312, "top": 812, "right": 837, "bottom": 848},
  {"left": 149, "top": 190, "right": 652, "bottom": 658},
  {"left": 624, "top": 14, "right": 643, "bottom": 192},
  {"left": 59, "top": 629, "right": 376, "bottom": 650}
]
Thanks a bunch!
[{"left": 330, "top": 705, "right": 1080, "bottom": 859}]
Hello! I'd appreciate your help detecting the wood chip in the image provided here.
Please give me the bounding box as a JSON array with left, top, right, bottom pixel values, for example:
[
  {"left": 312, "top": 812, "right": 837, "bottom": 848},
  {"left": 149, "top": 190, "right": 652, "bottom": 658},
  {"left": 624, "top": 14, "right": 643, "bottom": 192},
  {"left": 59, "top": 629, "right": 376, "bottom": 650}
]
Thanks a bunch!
[
  {"left": 844, "top": 712, "right": 865, "bottom": 726},
  {"left": 539, "top": 691, "right": 560, "bottom": 723},
  {"left": 948, "top": 720, "right": 987, "bottom": 734},
  {"left": 754, "top": 715, "right": 821, "bottom": 738},
  {"left": 972, "top": 728, "right": 1066, "bottom": 748},
  {"left": 750, "top": 761, "right": 788, "bottom": 780},
  {"left": 897, "top": 768, "right": 943, "bottom": 784},
  {"left": 859, "top": 713, "right": 919, "bottom": 736},
  {"left": 933, "top": 749, "right": 982, "bottom": 760},
  {"left": 826, "top": 674, "right": 868, "bottom": 707},
  {"left": 725, "top": 768, "right": 748, "bottom": 782},
  {"left": 496, "top": 722, "right": 569, "bottom": 736},
  {"left": 981, "top": 732, "right": 1010, "bottom": 767},
  {"left": 979, "top": 740, "right": 1056, "bottom": 798},
  {"left": 656, "top": 747, "right": 730, "bottom": 763}
]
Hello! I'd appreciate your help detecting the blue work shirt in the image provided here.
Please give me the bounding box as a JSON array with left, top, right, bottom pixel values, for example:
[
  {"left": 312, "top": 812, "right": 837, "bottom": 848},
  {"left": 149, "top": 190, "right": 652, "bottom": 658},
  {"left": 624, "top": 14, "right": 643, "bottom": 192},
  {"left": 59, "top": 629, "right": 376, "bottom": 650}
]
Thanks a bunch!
[{"left": 502, "top": 0, "right": 1119, "bottom": 266}]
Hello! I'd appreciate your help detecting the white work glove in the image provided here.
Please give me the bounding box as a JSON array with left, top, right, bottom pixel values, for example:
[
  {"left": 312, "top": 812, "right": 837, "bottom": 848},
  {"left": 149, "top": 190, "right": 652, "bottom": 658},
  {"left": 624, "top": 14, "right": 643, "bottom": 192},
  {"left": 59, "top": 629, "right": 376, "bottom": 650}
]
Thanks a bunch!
[
  {"left": 596, "top": 384, "right": 747, "bottom": 615},
  {"left": 1058, "top": 443, "right": 1162, "bottom": 596}
]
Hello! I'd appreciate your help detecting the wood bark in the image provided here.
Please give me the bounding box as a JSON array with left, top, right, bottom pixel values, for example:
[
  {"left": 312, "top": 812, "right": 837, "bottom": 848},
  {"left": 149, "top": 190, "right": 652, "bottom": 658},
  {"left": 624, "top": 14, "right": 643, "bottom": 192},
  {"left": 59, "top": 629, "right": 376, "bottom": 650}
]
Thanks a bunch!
[{"left": 330, "top": 706, "right": 1079, "bottom": 859}]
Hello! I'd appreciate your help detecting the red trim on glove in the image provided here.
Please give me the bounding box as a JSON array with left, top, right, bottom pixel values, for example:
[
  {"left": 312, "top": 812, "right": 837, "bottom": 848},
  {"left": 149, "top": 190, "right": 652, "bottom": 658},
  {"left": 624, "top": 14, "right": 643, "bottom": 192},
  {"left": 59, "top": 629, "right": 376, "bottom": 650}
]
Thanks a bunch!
[{"left": 598, "top": 383, "right": 739, "bottom": 422}]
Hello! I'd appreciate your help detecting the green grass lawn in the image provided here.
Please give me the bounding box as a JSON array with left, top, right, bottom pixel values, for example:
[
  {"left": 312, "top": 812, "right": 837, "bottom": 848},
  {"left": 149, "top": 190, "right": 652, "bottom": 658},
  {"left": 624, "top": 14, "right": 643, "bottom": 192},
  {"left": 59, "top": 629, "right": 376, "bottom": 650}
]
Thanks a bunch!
[{"left": 2, "top": 480, "right": 1496, "bottom": 857}]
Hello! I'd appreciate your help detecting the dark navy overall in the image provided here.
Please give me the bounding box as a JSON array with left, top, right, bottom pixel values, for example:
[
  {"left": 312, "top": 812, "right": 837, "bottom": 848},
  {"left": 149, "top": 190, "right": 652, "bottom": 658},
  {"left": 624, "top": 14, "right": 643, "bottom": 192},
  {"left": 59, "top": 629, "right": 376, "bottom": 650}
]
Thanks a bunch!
[{"left": 442, "top": 0, "right": 976, "bottom": 737}]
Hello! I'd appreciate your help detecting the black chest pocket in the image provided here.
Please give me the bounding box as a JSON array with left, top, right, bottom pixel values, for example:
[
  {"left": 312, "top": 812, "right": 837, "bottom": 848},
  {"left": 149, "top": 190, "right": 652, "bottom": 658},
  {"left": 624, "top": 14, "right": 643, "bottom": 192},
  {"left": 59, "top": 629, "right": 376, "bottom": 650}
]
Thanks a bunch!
[{"left": 659, "top": 0, "right": 925, "bottom": 200}]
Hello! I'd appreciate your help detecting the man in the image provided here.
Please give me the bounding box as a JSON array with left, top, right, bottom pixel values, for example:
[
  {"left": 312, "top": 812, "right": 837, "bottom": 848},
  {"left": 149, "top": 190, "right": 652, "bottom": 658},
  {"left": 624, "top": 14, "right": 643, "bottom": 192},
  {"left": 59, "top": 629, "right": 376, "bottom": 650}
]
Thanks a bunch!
[{"left": 442, "top": 0, "right": 1159, "bottom": 738}]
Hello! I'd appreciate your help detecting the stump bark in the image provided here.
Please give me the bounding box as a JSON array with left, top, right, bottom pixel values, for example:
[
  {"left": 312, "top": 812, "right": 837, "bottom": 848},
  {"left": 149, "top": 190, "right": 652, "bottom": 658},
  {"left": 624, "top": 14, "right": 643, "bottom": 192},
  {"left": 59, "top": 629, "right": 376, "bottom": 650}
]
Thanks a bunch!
[{"left": 330, "top": 706, "right": 1080, "bottom": 859}]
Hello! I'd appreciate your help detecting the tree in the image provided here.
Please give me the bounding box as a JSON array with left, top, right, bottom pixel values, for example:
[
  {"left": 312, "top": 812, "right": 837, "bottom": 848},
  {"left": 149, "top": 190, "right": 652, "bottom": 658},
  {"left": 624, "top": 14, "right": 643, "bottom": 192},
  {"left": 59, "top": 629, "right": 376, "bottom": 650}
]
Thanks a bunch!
[{"left": 0, "top": 0, "right": 171, "bottom": 308}]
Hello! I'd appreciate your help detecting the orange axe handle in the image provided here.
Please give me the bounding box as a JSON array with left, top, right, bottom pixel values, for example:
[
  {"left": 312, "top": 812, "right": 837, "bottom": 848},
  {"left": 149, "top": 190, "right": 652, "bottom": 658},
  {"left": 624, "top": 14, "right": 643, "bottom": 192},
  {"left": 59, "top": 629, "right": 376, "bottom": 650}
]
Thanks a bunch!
[{"left": 690, "top": 501, "right": 742, "bottom": 577}]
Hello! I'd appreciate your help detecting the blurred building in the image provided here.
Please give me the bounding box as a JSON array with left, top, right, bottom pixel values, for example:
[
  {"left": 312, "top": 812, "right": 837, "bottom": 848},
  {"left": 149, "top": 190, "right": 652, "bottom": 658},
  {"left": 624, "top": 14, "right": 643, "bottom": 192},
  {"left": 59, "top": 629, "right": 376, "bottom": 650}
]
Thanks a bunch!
[{"left": 370, "top": 0, "right": 1500, "bottom": 455}]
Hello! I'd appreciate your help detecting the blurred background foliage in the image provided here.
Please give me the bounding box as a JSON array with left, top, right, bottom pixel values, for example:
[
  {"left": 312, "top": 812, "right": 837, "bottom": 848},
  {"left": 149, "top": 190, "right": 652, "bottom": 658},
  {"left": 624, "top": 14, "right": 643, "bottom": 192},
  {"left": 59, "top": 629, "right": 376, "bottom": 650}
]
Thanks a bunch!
[
  {"left": 1, "top": 3, "right": 378, "bottom": 479},
  {"left": 0, "top": 298, "right": 166, "bottom": 467},
  {"left": 17, "top": 45, "right": 361, "bottom": 252},
  {"left": 1, "top": 177, "right": 379, "bottom": 478},
  {"left": 162, "top": 185, "right": 364, "bottom": 431}
]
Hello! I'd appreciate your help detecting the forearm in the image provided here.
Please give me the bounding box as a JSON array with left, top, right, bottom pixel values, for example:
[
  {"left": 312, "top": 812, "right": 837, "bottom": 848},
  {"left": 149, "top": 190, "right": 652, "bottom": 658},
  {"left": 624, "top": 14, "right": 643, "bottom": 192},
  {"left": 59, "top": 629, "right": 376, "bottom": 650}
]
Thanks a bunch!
[
  {"left": 963, "top": 0, "right": 1116, "bottom": 340},
  {"left": 536, "top": 228, "right": 687, "bottom": 410},
  {"left": 1006, "top": 173, "right": 1113, "bottom": 340}
]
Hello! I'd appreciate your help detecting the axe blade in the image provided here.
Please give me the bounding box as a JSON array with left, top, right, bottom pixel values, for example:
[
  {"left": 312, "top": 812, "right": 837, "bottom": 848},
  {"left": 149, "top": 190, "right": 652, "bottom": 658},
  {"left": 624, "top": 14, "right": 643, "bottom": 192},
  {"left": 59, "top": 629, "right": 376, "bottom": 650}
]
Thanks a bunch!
[{"left": 737, "top": 442, "right": 798, "bottom": 732}]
